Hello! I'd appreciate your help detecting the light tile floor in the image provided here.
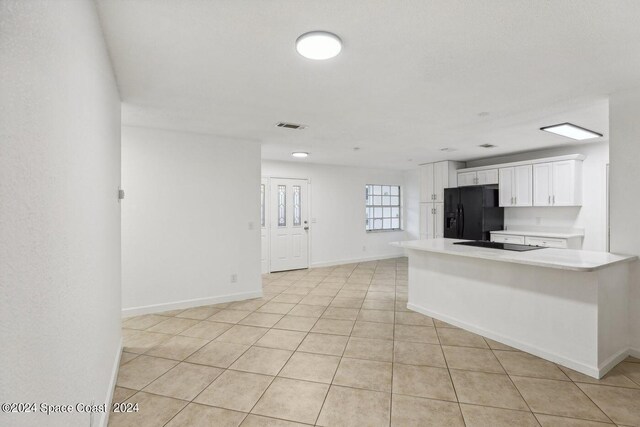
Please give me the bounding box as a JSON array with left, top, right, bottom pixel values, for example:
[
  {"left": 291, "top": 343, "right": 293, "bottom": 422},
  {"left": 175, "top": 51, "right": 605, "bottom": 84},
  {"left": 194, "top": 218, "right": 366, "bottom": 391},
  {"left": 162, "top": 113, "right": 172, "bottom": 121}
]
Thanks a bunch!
[{"left": 110, "top": 258, "right": 640, "bottom": 427}]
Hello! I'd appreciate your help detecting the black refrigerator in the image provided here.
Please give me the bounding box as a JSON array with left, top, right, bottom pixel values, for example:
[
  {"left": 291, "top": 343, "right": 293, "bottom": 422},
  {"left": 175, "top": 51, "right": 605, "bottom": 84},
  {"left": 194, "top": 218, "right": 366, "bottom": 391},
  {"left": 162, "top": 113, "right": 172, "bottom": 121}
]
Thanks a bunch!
[{"left": 444, "top": 185, "right": 504, "bottom": 241}]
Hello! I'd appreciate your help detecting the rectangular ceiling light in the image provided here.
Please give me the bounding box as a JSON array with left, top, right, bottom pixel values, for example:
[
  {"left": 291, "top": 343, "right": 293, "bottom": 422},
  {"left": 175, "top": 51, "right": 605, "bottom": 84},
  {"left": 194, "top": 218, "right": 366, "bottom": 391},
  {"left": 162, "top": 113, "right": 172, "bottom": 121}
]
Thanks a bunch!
[{"left": 540, "top": 122, "right": 602, "bottom": 141}]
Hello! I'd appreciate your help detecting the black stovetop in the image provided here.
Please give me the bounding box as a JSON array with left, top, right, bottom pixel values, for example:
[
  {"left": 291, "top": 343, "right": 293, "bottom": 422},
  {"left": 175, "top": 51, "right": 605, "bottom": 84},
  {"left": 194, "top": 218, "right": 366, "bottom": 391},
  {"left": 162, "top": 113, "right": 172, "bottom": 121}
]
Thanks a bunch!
[{"left": 453, "top": 240, "right": 546, "bottom": 252}]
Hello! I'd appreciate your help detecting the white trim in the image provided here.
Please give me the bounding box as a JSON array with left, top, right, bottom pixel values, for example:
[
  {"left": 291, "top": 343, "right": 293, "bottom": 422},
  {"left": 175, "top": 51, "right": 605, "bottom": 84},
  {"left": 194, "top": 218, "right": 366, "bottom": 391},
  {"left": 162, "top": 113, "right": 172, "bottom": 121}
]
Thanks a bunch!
[
  {"left": 407, "top": 302, "right": 627, "bottom": 379},
  {"left": 629, "top": 348, "right": 640, "bottom": 359},
  {"left": 98, "top": 337, "right": 123, "bottom": 427},
  {"left": 310, "top": 253, "right": 404, "bottom": 268},
  {"left": 455, "top": 154, "right": 585, "bottom": 174},
  {"left": 122, "top": 291, "right": 263, "bottom": 318}
]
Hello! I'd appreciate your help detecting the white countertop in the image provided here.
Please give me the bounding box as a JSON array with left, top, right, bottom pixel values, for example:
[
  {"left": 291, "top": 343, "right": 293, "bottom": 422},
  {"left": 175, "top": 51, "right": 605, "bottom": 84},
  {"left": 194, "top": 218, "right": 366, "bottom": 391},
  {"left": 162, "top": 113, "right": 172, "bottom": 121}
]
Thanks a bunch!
[
  {"left": 391, "top": 238, "right": 636, "bottom": 272},
  {"left": 490, "top": 230, "right": 584, "bottom": 239}
]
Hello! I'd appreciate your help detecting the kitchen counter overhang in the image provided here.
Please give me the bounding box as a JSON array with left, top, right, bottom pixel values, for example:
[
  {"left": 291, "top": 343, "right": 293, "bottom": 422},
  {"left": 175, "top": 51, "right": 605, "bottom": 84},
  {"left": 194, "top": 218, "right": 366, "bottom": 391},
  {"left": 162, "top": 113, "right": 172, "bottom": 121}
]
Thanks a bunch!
[{"left": 394, "top": 238, "right": 638, "bottom": 379}]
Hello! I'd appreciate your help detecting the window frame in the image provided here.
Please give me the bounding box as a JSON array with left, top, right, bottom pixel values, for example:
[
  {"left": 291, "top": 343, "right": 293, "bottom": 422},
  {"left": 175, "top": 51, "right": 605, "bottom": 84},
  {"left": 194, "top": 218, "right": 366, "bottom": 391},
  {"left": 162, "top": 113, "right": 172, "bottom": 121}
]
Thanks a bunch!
[{"left": 365, "top": 184, "right": 403, "bottom": 232}]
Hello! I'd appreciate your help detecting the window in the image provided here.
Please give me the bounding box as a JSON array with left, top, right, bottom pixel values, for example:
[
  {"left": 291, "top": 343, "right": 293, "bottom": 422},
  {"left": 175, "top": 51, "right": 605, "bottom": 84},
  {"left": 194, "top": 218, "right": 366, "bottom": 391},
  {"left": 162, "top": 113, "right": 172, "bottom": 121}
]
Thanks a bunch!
[
  {"left": 366, "top": 185, "right": 401, "bottom": 231},
  {"left": 293, "top": 185, "right": 301, "bottom": 226},
  {"left": 277, "top": 185, "right": 286, "bottom": 226}
]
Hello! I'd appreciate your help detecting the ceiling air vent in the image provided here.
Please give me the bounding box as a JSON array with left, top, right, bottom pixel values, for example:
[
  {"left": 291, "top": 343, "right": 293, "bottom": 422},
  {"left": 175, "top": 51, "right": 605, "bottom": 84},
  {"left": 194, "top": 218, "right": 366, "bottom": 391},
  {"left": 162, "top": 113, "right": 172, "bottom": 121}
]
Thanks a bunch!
[
  {"left": 478, "top": 144, "right": 496, "bottom": 148},
  {"left": 276, "top": 122, "right": 307, "bottom": 130}
]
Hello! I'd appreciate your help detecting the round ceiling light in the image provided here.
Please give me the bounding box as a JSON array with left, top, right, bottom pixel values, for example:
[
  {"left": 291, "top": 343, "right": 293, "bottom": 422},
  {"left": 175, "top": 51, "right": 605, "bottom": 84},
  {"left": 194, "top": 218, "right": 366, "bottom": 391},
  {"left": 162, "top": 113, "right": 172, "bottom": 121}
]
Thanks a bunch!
[
  {"left": 296, "top": 31, "right": 342, "bottom": 60},
  {"left": 291, "top": 152, "right": 309, "bottom": 158}
]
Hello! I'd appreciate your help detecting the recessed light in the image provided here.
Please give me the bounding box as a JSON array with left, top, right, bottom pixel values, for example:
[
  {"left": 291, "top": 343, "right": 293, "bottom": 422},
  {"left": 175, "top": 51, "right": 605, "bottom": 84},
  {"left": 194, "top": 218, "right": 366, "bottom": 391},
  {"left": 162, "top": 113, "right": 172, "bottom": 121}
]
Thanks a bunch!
[
  {"left": 353, "top": 147, "right": 361, "bottom": 151},
  {"left": 540, "top": 123, "right": 602, "bottom": 141},
  {"left": 296, "top": 31, "right": 342, "bottom": 60},
  {"left": 291, "top": 152, "right": 309, "bottom": 158},
  {"left": 478, "top": 144, "right": 496, "bottom": 148}
]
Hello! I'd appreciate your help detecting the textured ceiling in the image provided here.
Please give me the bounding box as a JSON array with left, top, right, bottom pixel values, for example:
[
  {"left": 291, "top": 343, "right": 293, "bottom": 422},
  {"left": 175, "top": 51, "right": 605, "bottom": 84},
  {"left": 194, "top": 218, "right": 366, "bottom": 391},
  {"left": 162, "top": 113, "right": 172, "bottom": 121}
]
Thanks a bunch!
[{"left": 97, "top": 0, "right": 640, "bottom": 169}]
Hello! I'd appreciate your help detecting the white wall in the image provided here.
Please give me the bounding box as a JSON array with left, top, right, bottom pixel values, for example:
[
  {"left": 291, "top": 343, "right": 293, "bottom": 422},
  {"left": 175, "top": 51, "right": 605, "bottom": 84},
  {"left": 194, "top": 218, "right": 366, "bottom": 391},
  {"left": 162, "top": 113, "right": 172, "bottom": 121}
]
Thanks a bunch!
[
  {"left": 609, "top": 88, "right": 640, "bottom": 354},
  {"left": 404, "top": 168, "right": 421, "bottom": 241},
  {"left": 466, "top": 142, "right": 609, "bottom": 251},
  {"left": 0, "top": 2, "right": 121, "bottom": 426},
  {"left": 261, "top": 161, "right": 406, "bottom": 267},
  {"left": 122, "top": 126, "right": 262, "bottom": 315}
]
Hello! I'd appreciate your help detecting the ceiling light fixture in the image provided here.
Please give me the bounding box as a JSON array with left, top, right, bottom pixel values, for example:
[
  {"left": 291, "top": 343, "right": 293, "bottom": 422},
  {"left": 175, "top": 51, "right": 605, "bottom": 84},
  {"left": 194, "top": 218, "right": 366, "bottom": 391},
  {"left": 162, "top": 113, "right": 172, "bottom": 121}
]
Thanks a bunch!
[
  {"left": 478, "top": 144, "right": 496, "bottom": 148},
  {"left": 540, "top": 123, "right": 602, "bottom": 141},
  {"left": 291, "top": 152, "right": 309, "bottom": 158},
  {"left": 296, "top": 31, "right": 342, "bottom": 60}
]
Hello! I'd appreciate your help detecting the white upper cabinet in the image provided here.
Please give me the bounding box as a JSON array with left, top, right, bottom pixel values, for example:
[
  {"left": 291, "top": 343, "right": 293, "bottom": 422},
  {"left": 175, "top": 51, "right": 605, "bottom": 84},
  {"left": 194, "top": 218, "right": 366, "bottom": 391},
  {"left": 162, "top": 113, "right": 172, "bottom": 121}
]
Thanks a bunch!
[
  {"left": 532, "top": 160, "right": 582, "bottom": 206},
  {"left": 533, "top": 163, "right": 553, "bottom": 206},
  {"left": 433, "top": 162, "right": 449, "bottom": 202},
  {"left": 457, "top": 169, "right": 499, "bottom": 186},
  {"left": 420, "top": 163, "right": 435, "bottom": 203},
  {"left": 499, "top": 165, "right": 532, "bottom": 207},
  {"left": 477, "top": 169, "right": 499, "bottom": 185}
]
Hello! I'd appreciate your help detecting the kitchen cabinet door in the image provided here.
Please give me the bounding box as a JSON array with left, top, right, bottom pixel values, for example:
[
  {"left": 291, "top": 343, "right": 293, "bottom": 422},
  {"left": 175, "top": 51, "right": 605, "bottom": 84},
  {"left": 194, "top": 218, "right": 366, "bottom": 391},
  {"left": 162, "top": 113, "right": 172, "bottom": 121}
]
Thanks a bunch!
[
  {"left": 420, "top": 163, "right": 435, "bottom": 203},
  {"left": 552, "top": 160, "right": 580, "bottom": 206},
  {"left": 419, "top": 203, "right": 434, "bottom": 238},
  {"left": 477, "top": 169, "right": 498, "bottom": 185},
  {"left": 434, "top": 203, "right": 444, "bottom": 238},
  {"left": 457, "top": 171, "right": 477, "bottom": 187},
  {"left": 433, "top": 162, "right": 449, "bottom": 202},
  {"left": 533, "top": 163, "right": 553, "bottom": 206},
  {"left": 514, "top": 165, "right": 533, "bottom": 206},
  {"left": 498, "top": 168, "right": 514, "bottom": 206}
]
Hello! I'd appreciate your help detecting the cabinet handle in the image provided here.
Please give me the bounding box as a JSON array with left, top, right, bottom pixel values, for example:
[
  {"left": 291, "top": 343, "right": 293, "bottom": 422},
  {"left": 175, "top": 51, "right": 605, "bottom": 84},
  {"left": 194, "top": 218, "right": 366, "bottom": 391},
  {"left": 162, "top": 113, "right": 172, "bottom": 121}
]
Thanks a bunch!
[
  {"left": 552, "top": 195, "right": 555, "bottom": 204},
  {"left": 548, "top": 195, "right": 551, "bottom": 204},
  {"left": 515, "top": 196, "right": 517, "bottom": 205}
]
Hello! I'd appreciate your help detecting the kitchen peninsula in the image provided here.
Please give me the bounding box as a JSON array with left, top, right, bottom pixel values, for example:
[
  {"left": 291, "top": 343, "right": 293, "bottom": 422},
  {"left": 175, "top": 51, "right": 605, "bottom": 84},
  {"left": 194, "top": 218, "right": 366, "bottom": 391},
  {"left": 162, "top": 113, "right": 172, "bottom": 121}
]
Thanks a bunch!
[{"left": 392, "top": 238, "right": 637, "bottom": 379}]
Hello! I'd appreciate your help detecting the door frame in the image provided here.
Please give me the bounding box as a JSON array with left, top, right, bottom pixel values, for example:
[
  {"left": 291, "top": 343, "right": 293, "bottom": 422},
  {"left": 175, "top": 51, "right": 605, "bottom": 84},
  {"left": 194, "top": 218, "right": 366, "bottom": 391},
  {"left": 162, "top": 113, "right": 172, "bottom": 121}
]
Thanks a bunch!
[{"left": 262, "top": 176, "right": 312, "bottom": 273}]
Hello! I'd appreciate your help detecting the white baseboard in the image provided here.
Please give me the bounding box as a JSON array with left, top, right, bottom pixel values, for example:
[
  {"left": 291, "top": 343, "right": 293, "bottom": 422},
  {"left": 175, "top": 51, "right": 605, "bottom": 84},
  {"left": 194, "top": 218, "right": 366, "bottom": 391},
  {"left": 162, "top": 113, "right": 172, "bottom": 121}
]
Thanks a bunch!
[
  {"left": 598, "top": 348, "right": 631, "bottom": 377},
  {"left": 310, "top": 253, "right": 405, "bottom": 269},
  {"left": 122, "top": 290, "right": 263, "bottom": 318},
  {"left": 629, "top": 348, "right": 640, "bottom": 359},
  {"left": 98, "top": 337, "right": 122, "bottom": 427},
  {"left": 407, "top": 302, "right": 617, "bottom": 379}
]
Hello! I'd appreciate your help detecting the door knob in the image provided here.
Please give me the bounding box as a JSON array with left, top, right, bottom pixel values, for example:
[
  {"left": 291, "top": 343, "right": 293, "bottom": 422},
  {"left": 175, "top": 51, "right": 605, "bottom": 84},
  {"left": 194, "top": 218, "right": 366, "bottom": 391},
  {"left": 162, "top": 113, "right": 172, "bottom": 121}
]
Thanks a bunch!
[{"left": 304, "top": 226, "right": 309, "bottom": 231}]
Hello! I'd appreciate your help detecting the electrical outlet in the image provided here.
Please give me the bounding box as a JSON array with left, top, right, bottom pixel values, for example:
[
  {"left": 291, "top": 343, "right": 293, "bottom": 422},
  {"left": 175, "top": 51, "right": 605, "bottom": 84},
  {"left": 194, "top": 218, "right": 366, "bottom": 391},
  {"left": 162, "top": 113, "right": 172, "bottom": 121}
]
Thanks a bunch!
[{"left": 230, "top": 274, "right": 238, "bottom": 283}]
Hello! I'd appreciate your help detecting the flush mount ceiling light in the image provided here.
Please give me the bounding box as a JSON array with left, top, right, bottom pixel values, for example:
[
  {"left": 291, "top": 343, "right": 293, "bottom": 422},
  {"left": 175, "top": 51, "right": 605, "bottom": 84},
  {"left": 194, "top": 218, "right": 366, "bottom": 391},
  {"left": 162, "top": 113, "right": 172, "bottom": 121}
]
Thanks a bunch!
[
  {"left": 296, "top": 31, "right": 342, "bottom": 60},
  {"left": 291, "top": 152, "right": 309, "bottom": 158},
  {"left": 540, "top": 123, "right": 602, "bottom": 141}
]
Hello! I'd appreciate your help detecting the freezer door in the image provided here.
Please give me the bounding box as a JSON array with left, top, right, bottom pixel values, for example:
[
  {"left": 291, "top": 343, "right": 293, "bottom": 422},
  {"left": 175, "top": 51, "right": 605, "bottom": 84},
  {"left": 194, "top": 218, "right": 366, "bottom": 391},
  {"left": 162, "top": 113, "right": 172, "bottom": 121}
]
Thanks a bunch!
[
  {"left": 460, "top": 187, "right": 484, "bottom": 240},
  {"left": 443, "top": 188, "right": 460, "bottom": 238}
]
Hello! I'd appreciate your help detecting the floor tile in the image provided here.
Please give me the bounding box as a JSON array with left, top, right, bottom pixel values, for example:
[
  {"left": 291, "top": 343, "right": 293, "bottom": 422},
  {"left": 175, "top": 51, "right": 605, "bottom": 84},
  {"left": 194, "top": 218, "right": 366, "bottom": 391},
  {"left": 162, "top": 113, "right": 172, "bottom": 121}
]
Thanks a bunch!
[
  {"left": 558, "top": 364, "right": 639, "bottom": 388},
  {"left": 146, "top": 317, "right": 200, "bottom": 335},
  {"left": 229, "top": 346, "right": 293, "bottom": 376},
  {"left": 252, "top": 378, "right": 329, "bottom": 424},
  {"left": 357, "top": 309, "right": 395, "bottom": 324},
  {"left": 577, "top": 382, "right": 640, "bottom": 426},
  {"left": 534, "top": 413, "right": 615, "bottom": 426},
  {"left": 450, "top": 369, "right": 528, "bottom": 410},
  {"left": 116, "top": 355, "right": 178, "bottom": 390},
  {"left": 112, "top": 386, "right": 136, "bottom": 403},
  {"left": 208, "top": 309, "right": 252, "bottom": 324},
  {"left": 257, "top": 302, "right": 296, "bottom": 315},
  {"left": 122, "top": 314, "right": 170, "bottom": 330},
  {"left": 179, "top": 320, "right": 232, "bottom": 340},
  {"left": 299, "top": 295, "right": 333, "bottom": 306},
  {"left": 394, "top": 341, "right": 447, "bottom": 367},
  {"left": 108, "top": 391, "right": 187, "bottom": 427},
  {"left": 333, "top": 357, "right": 392, "bottom": 392},
  {"left": 343, "top": 337, "right": 393, "bottom": 362},
  {"left": 216, "top": 325, "right": 269, "bottom": 345},
  {"left": 240, "top": 415, "right": 308, "bottom": 426},
  {"left": 620, "top": 361, "right": 640, "bottom": 384},
  {"left": 143, "top": 362, "right": 223, "bottom": 400},
  {"left": 511, "top": 376, "right": 609, "bottom": 422},
  {"left": 194, "top": 369, "right": 273, "bottom": 412},
  {"left": 316, "top": 385, "right": 390, "bottom": 427},
  {"left": 175, "top": 306, "right": 221, "bottom": 320},
  {"left": 459, "top": 404, "right": 539, "bottom": 427},
  {"left": 484, "top": 337, "right": 519, "bottom": 351},
  {"left": 231, "top": 299, "right": 267, "bottom": 311},
  {"left": 436, "top": 328, "right": 488, "bottom": 348},
  {"left": 186, "top": 341, "right": 249, "bottom": 368},
  {"left": 392, "top": 363, "right": 457, "bottom": 401},
  {"left": 395, "top": 311, "right": 434, "bottom": 326},
  {"left": 122, "top": 329, "right": 172, "bottom": 354},
  {"left": 239, "top": 312, "right": 284, "bottom": 328},
  {"left": 433, "top": 319, "right": 459, "bottom": 329},
  {"left": 165, "top": 403, "right": 245, "bottom": 427},
  {"left": 144, "top": 335, "right": 208, "bottom": 361},
  {"left": 321, "top": 306, "right": 360, "bottom": 321},
  {"left": 158, "top": 308, "right": 186, "bottom": 316},
  {"left": 329, "top": 297, "right": 364, "bottom": 309},
  {"left": 361, "top": 300, "right": 395, "bottom": 311},
  {"left": 273, "top": 315, "right": 317, "bottom": 332},
  {"left": 279, "top": 351, "right": 340, "bottom": 383},
  {"left": 286, "top": 304, "right": 326, "bottom": 318},
  {"left": 442, "top": 345, "right": 505, "bottom": 374},
  {"left": 351, "top": 321, "right": 394, "bottom": 340},
  {"left": 310, "top": 318, "right": 354, "bottom": 336},
  {"left": 391, "top": 394, "right": 464, "bottom": 427},
  {"left": 120, "top": 351, "right": 139, "bottom": 366},
  {"left": 297, "top": 333, "right": 348, "bottom": 356},
  {"left": 270, "top": 294, "right": 304, "bottom": 304},
  {"left": 394, "top": 324, "right": 439, "bottom": 344},
  {"left": 254, "top": 329, "right": 306, "bottom": 351},
  {"left": 494, "top": 350, "right": 569, "bottom": 380}
]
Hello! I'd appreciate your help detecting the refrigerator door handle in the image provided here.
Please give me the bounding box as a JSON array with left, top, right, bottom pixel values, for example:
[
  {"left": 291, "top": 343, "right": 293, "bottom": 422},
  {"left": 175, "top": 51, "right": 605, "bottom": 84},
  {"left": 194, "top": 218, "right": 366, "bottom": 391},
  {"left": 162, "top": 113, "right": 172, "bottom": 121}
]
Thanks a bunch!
[{"left": 460, "top": 204, "right": 464, "bottom": 238}]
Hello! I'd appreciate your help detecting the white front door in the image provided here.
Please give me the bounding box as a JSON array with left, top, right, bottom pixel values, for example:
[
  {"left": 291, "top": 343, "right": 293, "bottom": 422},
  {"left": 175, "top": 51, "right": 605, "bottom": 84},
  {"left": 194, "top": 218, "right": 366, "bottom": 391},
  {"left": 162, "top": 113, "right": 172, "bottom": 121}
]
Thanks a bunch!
[
  {"left": 260, "top": 178, "right": 269, "bottom": 274},
  {"left": 270, "top": 178, "right": 309, "bottom": 272}
]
